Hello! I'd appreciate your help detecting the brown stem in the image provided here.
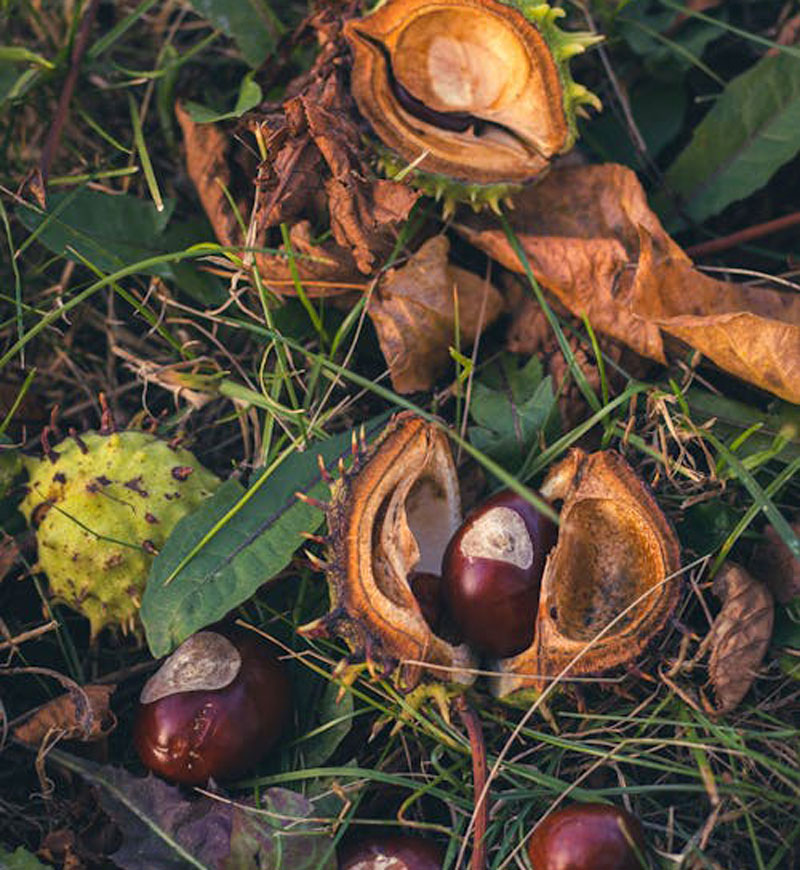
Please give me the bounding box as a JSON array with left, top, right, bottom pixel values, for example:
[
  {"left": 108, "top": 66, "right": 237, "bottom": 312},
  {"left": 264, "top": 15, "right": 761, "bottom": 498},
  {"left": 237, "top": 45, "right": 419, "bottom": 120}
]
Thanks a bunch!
[
  {"left": 686, "top": 211, "right": 800, "bottom": 258},
  {"left": 455, "top": 697, "right": 488, "bottom": 870},
  {"left": 40, "top": 0, "right": 102, "bottom": 184},
  {"left": 0, "top": 620, "right": 58, "bottom": 652}
]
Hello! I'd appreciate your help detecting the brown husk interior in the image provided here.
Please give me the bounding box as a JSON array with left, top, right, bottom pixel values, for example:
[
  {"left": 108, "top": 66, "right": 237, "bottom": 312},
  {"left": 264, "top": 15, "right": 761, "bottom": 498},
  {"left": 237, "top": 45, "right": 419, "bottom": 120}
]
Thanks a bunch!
[
  {"left": 494, "top": 449, "right": 681, "bottom": 697},
  {"left": 300, "top": 413, "right": 476, "bottom": 687}
]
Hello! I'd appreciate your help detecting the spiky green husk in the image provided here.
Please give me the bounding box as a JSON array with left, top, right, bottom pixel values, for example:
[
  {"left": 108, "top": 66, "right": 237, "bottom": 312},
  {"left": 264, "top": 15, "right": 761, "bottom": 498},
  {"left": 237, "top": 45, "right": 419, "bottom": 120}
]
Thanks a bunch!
[
  {"left": 508, "top": 1, "right": 603, "bottom": 142},
  {"left": 376, "top": 147, "right": 521, "bottom": 219},
  {"left": 21, "top": 431, "right": 220, "bottom": 638},
  {"left": 371, "top": 0, "right": 602, "bottom": 216}
]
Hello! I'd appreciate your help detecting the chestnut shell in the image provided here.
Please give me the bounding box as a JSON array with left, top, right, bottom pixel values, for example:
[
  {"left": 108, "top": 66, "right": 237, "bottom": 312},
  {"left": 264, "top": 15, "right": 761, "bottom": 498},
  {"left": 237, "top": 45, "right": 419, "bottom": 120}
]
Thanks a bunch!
[
  {"left": 338, "top": 833, "right": 444, "bottom": 870},
  {"left": 494, "top": 449, "right": 681, "bottom": 697},
  {"left": 134, "top": 628, "right": 291, "bottom": 785},
  {"left": 527, "top": 804, "right": 647, "bottom": 870}
]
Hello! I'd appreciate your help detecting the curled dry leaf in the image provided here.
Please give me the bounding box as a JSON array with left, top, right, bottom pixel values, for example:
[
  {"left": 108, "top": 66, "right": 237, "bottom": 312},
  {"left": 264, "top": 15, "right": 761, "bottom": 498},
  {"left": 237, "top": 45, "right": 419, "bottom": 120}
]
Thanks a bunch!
[
  {"left": 707, "top": 563, "right": 774, "bottom": 713},
  {"left": 14, "top": 684, "right": 116, "bottom": 745},
  {"left": 178, "top": 5, "right": 416, "bottom": 297},
  {"left": 369, "top": 235, "right": 505, "bottom": 392},
  {"left": 752, "top": 520, "right": 800, "bottom": 604},
  {"left": 456, "top": 163, "right": 800, "bottom": 402}
]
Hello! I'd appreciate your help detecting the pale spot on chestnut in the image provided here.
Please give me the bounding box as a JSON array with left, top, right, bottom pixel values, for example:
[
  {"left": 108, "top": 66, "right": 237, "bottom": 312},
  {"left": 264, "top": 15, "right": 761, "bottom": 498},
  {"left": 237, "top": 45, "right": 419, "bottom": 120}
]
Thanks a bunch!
[
  {"left": 140, "top": 631, "right": 241, "bottom": 704},
  {"left": 459, "top": 506, "right": 533, "bottom": 570}
]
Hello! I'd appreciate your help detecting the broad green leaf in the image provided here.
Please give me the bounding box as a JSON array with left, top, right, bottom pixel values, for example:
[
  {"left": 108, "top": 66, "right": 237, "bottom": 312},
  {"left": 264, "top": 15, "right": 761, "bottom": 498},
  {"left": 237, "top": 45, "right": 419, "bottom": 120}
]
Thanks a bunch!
[
  {"left": 187, "top": 0, "right": 284, "bottom": 68},
  {"left": 582, "top": 79, "right": 686, "bottom": 166},
  {"left": 17, "top": 189, "right": 173, "bottom": 272},
  {"left": 183, "top": 72, "right": 262, "bottom": 123},
  {"left": 45, "top": 752, "right": 335, "bottom": 870},
  {"left": 141, "top": 415, "right": 390, "bottom": 657},
  {"left": 0, "top": 846, "right": 49, "bottom": 869},
  {"left": 16, "top": 190, "right": 225, "bottom": 305},
  {"left": 618, "top": 4, "right": 724, "bottom": 80},
  {"left": 468, "top": 354, "right": 557, "bottom": 473},
  {"left": 662, "top": 52, "right": 800, "bottom": 224}
]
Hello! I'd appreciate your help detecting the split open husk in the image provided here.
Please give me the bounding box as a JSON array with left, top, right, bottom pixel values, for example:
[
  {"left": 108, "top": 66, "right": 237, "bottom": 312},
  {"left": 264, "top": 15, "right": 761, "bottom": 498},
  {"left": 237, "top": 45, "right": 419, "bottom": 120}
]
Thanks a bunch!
[
  {"left": 302, "top": 416, "right": 680, "bottom": 698},
  {"left": 493, "top": 449, "right": 681, "bottom": 697},
  {"left": 345, "top": 0, "right": 600, "bottom": 212},
  {"left": 299, "top": 413, "right": 477, "bottom": 688}
]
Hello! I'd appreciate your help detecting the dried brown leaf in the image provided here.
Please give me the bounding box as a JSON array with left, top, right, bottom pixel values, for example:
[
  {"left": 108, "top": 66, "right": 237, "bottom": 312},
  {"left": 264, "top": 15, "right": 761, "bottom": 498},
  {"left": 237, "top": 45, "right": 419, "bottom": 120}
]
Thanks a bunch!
[
  {"left": 708, "top": 563, "right": 774, "bottom": 713},
  {"left": 752, "top": 520, "right": 800, "bottom": 604},
  {"left": 456, "top": 163, "right": 800, "bottom": 402},
  {"left": 630, "top": 230, "right": 800, "bottom": 403},
  {"left": 175, "top": 102, "right": 244, "bottom": 250},
  {"left": 368, "top": 235, "right": 505, "bottom": 392},
  {"left": 456, "top": 164, "right": 670, "bottom": 363},
  {"left": 14, "top": 684, "right": 116, "bottom": 745},
  {"left": 179, "top": 8, "right": 416, "bottom": 292}
]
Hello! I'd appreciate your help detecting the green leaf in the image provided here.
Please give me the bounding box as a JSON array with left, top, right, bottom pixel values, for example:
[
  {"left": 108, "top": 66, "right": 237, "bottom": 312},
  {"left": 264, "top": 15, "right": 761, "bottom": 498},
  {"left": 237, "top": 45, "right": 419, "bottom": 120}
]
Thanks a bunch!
[
  {"left": 141, "top": 415, "right": 390, "bottom": 657},
  {"left": 582, "top": 79, "right": 686, "bottom": 166},
  {"left": 298, "top": 680, "right": 354, "bottom": 769},
  {"left": 661, "top": 52, "right": 800, "bottom": 224},
  {"left": 17, "top": 189, "right": 173, "bottom": 272},
  {"left": 618, "top": 4, "right": 724, "bottom": 80},
  {"left": 0, "top": 846, "right": 50, "bottom": 869},
  {"left": 468, "top": 354, "right": 557, "bottom": 473},
  {"left": 16, "top": 189, "right": 224, "bottom": 304},
  {"left": 0, "top": 47, "right": 54, "bottom": 68},
  {"left": 183, "top": 72, "right": 262, "bottom": 123},
  {"left": 186, "top": 0, "right": 284, "bottom": 68}
]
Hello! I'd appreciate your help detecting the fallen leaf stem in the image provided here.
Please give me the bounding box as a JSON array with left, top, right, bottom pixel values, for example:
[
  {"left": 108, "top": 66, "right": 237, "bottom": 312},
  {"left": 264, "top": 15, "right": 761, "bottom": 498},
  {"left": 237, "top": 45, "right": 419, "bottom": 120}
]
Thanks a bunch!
[{"left": 455, "top": 697, "right": 488, "bottom": 870}]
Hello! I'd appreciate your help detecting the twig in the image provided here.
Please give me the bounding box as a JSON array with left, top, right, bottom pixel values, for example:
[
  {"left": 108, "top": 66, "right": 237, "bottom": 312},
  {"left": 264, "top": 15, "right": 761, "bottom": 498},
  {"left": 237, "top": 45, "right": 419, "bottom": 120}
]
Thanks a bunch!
[
  {"left": 40, "top": 0, "right": 102, "bottom": 184},
  {"left": 686, "top": 211, "right": 800, "bottom": 258},
  {"left": 454, "top": 697, "right": 488, "bottom": 870},
  {"left": 0, "top": 620, "right": 59, "bottom": 653}
]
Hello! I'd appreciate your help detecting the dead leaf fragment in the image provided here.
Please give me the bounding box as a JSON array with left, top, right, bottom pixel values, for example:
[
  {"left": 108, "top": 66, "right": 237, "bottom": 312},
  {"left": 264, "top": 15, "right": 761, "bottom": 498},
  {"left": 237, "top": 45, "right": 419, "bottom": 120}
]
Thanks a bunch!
[
  {"left": 179, "top": 5, "right": 416, "bottom": 297},
  {"left": 14, "top": 684, "right": 116, "bottom": 745},
  {"left": 175, "top": 102, "right": 246, "bottom": 250},
  {"left": 752, "top": 521, "right": 800, "bottom": 604},
  {"left": 707, "top": 563, "right": 774, "bottom": 713},
  {"left": 368, "top": 235, "right": 505, "bottom": 392},
  {"left": 630, "top": 231, "right": 800, "bottom": 403},
  {"left": 70, "top": 760, "right": 337, "bottom": 870},
  {"left": 456, "top": 163, "right": 800, "bottom": 402}
]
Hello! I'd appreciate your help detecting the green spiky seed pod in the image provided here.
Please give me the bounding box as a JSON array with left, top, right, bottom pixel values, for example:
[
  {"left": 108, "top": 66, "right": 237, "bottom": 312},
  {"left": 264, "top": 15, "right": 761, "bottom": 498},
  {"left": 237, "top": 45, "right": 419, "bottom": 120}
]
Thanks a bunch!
[
  {"left": 346, "top": 0, "right": 602, "bottom": 216},
  {"left": 21, "top": 430, "right": 220, "bottom": 638}
]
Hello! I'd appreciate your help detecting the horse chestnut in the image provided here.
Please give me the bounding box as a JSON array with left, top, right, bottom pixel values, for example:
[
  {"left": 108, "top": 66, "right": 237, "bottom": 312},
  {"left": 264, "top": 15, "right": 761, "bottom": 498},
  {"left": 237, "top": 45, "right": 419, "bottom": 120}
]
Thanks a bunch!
[
  {"left": 527, "top": 804, "right": 647, "bottom": 870},
  {"left": 441, "top": 489, "right": 556, "bottom": 658},
  {"left": 338, "top": 833, "right": 444, "bottom": 870},
  {"left": 409, "top": 571, "right": 443, "bottom": 631},
  {"left": 133, "top": 627, "right": 290, "bottom": 785}
]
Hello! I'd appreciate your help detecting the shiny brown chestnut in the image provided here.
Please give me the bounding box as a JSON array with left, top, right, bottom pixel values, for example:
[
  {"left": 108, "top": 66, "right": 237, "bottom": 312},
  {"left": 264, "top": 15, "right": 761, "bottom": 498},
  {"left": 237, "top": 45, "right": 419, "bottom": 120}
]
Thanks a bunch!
[
  {"left": 527, "top": 804, "right": 648, "bottom": 870},
  {"left": 441, "top": 489, "right": 556, "bottom": 658},
  {"left": 134, "top": 627, "right": 291, "bottom": 785},
  {"left": 408, "top": 571, "right": 443, "bottom": 631},
  {"left": 338, "top": 833, "right": 444, "bottom": 870}
]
